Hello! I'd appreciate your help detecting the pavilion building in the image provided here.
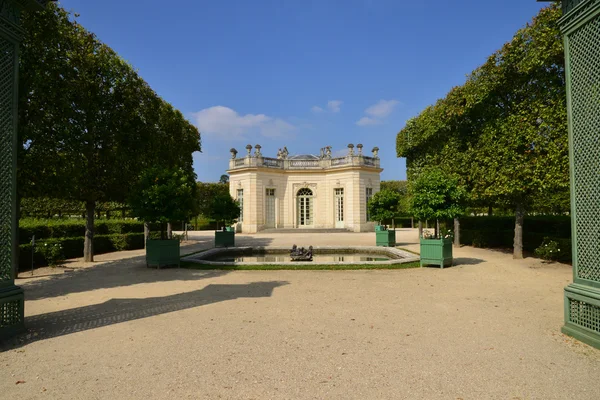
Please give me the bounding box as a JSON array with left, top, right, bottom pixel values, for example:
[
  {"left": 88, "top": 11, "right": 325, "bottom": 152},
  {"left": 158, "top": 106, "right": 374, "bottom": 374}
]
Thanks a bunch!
[{"left": 227, "top": 144, "right": 382, "bottom": 233}]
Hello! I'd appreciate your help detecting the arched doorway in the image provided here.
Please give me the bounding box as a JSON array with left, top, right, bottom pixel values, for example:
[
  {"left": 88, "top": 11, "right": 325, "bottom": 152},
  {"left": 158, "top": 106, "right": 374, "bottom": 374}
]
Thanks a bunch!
[{"left": 296, "top": 188, "right": 313, "bottom": 227}]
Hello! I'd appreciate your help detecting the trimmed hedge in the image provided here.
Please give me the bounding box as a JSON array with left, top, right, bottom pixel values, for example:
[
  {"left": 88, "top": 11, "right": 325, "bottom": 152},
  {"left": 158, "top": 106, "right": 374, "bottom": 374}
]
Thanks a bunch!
[
  {"left": 18, "top": 233, "right": 145, "bottom": 271},
  {"left": 459, "top": 216, "right": 572, "bottom": 260},
  {"left": 18, "top": 219, "right": 162, "bottom": 242}
]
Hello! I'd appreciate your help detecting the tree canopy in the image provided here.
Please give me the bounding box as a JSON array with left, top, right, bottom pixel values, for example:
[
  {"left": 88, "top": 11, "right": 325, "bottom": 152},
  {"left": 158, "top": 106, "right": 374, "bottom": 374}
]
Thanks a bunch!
[
  {"left": 396, "top": 4, "right": 567, "bottom": 257},
  {"left": 129, "top": 167, "right": 198, "bottom": 238},
  {"left": 18, "top": 4, "right": 201, "bottom": 260},
  {"left": 367, "top": 189, "right": 402, "bottom": 225}
]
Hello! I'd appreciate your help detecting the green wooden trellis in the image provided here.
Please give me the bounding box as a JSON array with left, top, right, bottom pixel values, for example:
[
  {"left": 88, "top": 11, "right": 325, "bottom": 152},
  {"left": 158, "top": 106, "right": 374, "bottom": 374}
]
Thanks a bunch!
[
  {"left": 0, "top": 0, "right": 49, "bottom": 340},
  {"left": 543, "top": 0, "right": 600, "bottom": 349}
]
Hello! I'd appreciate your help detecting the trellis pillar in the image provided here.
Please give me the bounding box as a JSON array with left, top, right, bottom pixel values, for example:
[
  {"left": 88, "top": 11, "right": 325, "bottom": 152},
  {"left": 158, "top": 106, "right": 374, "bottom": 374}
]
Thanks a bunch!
[
  {"left": 0, "top": 0, "right": 49, "bottom": 340},
  {"left": 555, "top": 0, "right": 600, "bottom": 349}
]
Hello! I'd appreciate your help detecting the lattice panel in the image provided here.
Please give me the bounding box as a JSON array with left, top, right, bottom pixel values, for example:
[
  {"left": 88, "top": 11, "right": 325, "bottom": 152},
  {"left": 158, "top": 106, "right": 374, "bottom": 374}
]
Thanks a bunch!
[
  {"left": 0, "top": 36, "right": 15, "bottom": 283},
  {"left": 563, "top": 0, "right": 587, "bottom": 14},
  {"left": 568, "top": 12, "right": 600, "bottom": 283},
  {"left": 0, "top": 297, "right": 21, "bottom": 328},
  {"left": 568, "top": 298, "right": 600, "bottom": 334}
]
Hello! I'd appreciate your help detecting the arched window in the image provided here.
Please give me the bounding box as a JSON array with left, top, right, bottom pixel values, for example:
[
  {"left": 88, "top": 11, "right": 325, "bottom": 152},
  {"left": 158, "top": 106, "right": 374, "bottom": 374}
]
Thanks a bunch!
[{"left": 297, "top": 188, "right": 313, "bottom": 196}]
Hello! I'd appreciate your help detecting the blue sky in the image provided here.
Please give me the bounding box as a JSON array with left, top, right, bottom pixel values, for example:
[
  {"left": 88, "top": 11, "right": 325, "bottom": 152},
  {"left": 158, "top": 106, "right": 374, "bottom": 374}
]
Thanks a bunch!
[{"left": 58, "top": 0, "right": 546, "bottom": 182}]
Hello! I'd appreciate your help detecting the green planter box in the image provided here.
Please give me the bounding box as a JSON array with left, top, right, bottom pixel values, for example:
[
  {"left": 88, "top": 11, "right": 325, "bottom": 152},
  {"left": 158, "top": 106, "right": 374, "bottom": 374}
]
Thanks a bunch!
[
  {"left": 215, "top": 230, "right": 235, "bottom": 247},
  {"left": 375, "top": 225, "right": 386, "bottom": 232},
  {"left": 225, "top": 226, "right": 235, "bottom": 232},
  {"left": 376, "top": 229, "right": 396, "bottom": 247},
  {"left": 146, "top": 239, "right": 180, "bottom": 268},
  {"left": 420, "top": 238, "right": 453, "bottom": 268}
]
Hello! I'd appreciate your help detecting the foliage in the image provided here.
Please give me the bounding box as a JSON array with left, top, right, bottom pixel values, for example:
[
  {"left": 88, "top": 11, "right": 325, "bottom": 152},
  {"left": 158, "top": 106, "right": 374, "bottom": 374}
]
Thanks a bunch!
[
  {"left": 380, "top": 180, "right": 411, "bottom": 216},
  {"left": 219, "top": 175, "right": 229, "bottom": 184},
  {"left": 20, "top": 198, "right": 128, "bottom": 218},
  {"left": 36, "top": 242, "right": 65, "bottom": 266},
  {"left": 206, "top": 194, "right": 241, "bottom": 228},
  {"left": 129, "top": 167, "right": 198, "bottom": 230},
  {"left": 367, "top": 189, "right": 402, "bottom": 224},
  {"left": 18, "top": 4, "right": 200, "bottom": 261},
  {"left": 19, "top": 233, "right": 146, "bottom": 270},
  {"left": 459, "top": 216, "right": 572, "bottom": 261},
  {"left": 396, "top": 5, "right": 567, "bottom": 255},
  {"left": 534, "top": 238, "right": 568, "bottom": 261},
  {"left": 196, "top": 182, "right": 230, "bottom": 217},
  {"left": 410, "top": 168, "right": 466, "bottom": 222},
  {"left": 18, "top": 218, "right": 155, "bottom": 242}
]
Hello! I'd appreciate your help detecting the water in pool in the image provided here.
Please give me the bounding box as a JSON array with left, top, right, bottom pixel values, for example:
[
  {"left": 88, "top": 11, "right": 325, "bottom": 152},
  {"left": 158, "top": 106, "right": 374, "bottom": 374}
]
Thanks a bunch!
[{"left": 211, "top": 253, "right": 391, "bottom": 262}]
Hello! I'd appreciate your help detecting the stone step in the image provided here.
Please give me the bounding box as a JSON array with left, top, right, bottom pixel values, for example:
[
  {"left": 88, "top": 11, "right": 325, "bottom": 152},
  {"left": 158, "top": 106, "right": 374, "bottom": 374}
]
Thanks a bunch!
[{"left": 259, "top": 228, "right": 352, "bottom": 234}]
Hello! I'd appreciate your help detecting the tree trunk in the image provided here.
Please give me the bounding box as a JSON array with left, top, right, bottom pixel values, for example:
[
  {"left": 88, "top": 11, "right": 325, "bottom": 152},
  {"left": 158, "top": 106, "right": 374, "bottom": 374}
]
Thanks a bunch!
[
  {"left": 144, "top": 222, "right": 149, "bottom": 248},
  {"left": 418, "top": 221, "right": 423, "bottom": 238},
  {"left": 454, "top": 218, "right": 460, "bottom": 248},
  {"left": 411, "top": 217, "right": 414, "bottom": 229},
  {"left": 513, "top": 204, "right": 524, "bottom": 259},
  {"left": 488, "top": 205, "right": 493, "bottom": 216},
  {"left": 435, "top": 219, "right": 440, "bottom": 239},
  {"left": 106, "top": 210, "right": 111, "bottom": 219},
  {"left": 167, "top": 222, "right": 173, "bottom": 239},
  {"left": 392, "top": 218, "right": 395, "bottom": 230},
  {"left": 84, "top": 201, "right": 95, "bottom": 262}
]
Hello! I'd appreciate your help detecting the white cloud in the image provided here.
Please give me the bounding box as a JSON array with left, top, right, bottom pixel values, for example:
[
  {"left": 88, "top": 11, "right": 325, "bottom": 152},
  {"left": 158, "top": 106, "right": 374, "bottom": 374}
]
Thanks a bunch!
[
  {"left": 365, "top": 99, "right": 400, "bottom": 118},
  {"left": 356, "top": 116, "right": 381, "bottom": 126},
  {"left": 356, "top": 99, "right": 401, "bottom": 127},
  {"left": 327, "top": 100, "right": 343, "bottom": 113},
  {"left": 311, "top": 100, "right": 343, "bottom": 113},
  {"left": 192, "top": 106, "right": 295, "bottom": 139}
]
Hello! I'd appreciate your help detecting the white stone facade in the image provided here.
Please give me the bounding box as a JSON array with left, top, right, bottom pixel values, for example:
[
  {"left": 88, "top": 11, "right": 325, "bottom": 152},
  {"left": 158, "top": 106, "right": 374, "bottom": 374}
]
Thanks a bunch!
[{"left": 227, "top": 144, "right": 382, "bottom": 233}]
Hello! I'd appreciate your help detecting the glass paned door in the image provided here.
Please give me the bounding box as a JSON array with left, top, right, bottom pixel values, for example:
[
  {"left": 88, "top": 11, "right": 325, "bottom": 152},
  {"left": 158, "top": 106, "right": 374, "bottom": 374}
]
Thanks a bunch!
[
  {"left": 335, "top": 188, "right": 344, "bottom": 228},
  {"left": 265, "top": 189, "right": 275, "bottom": 228},
  {"left": 297, "top": 188, "right": 313, "bottom": 227}
]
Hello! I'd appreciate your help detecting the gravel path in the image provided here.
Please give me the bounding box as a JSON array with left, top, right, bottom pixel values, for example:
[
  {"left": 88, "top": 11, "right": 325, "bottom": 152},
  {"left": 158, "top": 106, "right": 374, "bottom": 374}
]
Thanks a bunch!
[{"left": 1, "top": 229, "right": 598, "bottom": 399}]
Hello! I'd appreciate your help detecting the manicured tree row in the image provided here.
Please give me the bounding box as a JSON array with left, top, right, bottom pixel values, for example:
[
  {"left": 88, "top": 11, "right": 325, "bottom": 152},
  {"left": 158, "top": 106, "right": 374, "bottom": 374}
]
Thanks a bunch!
[
  {"left": 18, "top": 4, "right": 201, "bottom": 262},
  {"left": 396, "top": 4, "right": 568, "bottom": 258}
]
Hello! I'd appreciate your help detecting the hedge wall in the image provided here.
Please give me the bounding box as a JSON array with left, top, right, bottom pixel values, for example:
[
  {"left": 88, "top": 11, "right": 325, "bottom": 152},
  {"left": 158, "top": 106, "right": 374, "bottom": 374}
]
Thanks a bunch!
[
  {"left": 18, "top": 218, "right": 158, "bottom": 242},
  {"left": 18, "top": 233, "right": 145, "bottom": 271},
  {"left": 459, "top": 216, "right": 572, "bottom": 261}
]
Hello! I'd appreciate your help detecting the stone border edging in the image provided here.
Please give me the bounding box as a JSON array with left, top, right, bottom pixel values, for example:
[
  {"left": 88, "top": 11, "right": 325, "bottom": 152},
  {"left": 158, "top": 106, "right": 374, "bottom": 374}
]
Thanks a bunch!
[{"left": 181, "top": 246, "right": 419, "bottom": 266}]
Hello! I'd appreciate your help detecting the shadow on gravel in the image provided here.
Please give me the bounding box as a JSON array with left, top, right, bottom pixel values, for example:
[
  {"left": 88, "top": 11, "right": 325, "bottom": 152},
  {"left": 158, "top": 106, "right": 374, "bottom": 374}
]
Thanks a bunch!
[
  {"left": 452, "top": 258, "right": 486, "bottom": 266},
  {"left": 1, "top": 281, "right": 289, "bottom": 350},
  {"left": 19, "top": 237, "right": 276, "bottom": 301}
]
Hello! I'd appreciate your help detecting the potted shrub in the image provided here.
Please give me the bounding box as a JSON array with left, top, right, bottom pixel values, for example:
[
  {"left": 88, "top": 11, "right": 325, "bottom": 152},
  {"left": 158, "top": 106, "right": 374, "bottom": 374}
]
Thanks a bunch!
[
  {"left": 410, "top": 168, "right": 466, "bottom": 268},
  {"left": 206, "top": 193, "right": 241, "bottom": 247},
  {"left": 368, "top": 189, "right": 402, "bottom": 247},
  {"left": 129, "top": 167, "right": 198, "bottom": 268}
]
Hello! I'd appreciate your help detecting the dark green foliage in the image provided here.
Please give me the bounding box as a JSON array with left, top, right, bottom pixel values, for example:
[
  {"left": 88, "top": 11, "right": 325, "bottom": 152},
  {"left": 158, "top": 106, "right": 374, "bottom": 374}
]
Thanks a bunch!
[
  {"left": 459, "top": 216, "right": 572, "bottom": 261},
  {"left": 129, "top": 167, "right": 198, "bottom": 229},
  {"left": 206, "top": 194, "right": 241, "bottom": 228},
  {"left": 534, "top": 237, "right": 572, "bottom": 262},
  {"left": 18, "top": 218, "right": 154, "bottom": 242},
  {"left": 367, "top": 189, "right": 402, "bottom": 224},
  {"left": 196, "top": 182, "right": 230, "bottom": 217},
  {"left": 18, "top": 233, "right": 145, "bottom": 271},
  {"left": 396, "top": 5, "right": 568, "bottom": 256},
  {"left": 18, "top": 4, "right": 201, "bottom": 261}
]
